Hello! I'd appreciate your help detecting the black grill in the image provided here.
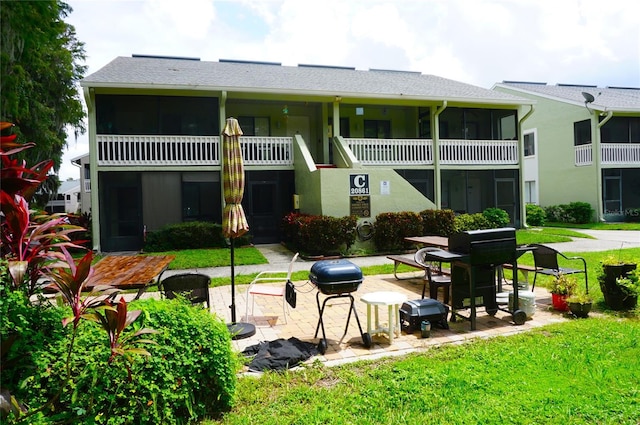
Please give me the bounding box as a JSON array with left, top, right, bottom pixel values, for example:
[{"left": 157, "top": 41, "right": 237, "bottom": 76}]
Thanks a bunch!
[{"left": 309, "top": 260, "right": 371, "bottom": 353}]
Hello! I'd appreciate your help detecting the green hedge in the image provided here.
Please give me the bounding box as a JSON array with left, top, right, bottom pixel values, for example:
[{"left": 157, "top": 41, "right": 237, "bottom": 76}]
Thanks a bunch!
[
  {"left": 144, "top": 221, "right": 251, "bottom": 252},
  {"left": 526, "top": 204, "right": 546, "bottom": 226},
  {"left": 420, "top": 209, "right": 456, "bottom": 236},
  {"left": 545, "top": 202, "right": 594, "bottom": 224},
  {"left": 281, "top": 213, "right": 357, "bottom": 255},
  {"left": 1, "top": 293, "right": 238, "bottom": 424},
  {"left": 373, "top": 212, "right": 423, "bottom": 252}
]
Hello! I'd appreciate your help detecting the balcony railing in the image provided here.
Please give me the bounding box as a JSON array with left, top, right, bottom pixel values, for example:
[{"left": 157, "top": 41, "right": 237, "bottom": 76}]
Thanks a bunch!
[
  {"left": 348, "top": 138, "right": 433, "bottom": 165},
  {"left": 575, "top": 144, "right": 592, "bottom": 166},
  {"left": 241, "top": 136, "right": 293, "bottom": 165},
  {"left": 601, "top": 143, "right": 640, "bottom": 165},
  {"left": 96, "top": 135, "right": 293, "bottom": 166},
  {"left": 348, "top": 138, "right": 519, "bottom": 165},
  {"left": 97, "top": 135, "right": 219, "bottom": 166},
  {"left": 575, "top": 143, "right": 640, "bottom": 166}
]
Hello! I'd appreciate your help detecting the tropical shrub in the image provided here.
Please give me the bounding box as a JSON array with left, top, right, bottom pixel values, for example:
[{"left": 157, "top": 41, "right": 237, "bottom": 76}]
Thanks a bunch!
[
  {"left": 373, "top": 212, "right": 423, "bottom": 252},
  {"left": 281, "top": 212, "right": 357, "bottom": 255},
  {"left": 545, "top": 202, "right": 593, "bottom": 224},
  {"left": 454, "top": 213, "right": 490, "bottom": 232},
  {"left": 482, "top": 207, "right": 510, "bottom": 228},
  {"left": 2, "top": 296, "right": 238, "bottom": 424},
  {"left": 526, "top": 204, "right": 546, "bottom": 226},
  {"left": 420, "top": 209, "right": 456, "bottom": 236},
  {"left": 144, "top": 221, "right": 230, "bottom": 252}
]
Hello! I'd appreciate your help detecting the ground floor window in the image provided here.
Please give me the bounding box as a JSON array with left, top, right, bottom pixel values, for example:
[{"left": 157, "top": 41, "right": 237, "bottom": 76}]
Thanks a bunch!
[{"left": 524, "top": 180, "right": 537, "bottom": 204}]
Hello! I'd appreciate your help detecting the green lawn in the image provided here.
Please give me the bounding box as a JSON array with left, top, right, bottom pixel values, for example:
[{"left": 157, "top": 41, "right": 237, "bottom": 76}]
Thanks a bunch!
[{"left": 205, "top": 318, "right": 640, "bottom": 424}]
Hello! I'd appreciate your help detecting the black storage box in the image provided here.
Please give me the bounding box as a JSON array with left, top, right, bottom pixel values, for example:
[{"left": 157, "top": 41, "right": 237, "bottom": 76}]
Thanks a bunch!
[
  {"left": 309, "top": 259, "right": 363, "bottom": 295},
  {"left": 400, "top": 299, "right": 450, "bottom": 332}
]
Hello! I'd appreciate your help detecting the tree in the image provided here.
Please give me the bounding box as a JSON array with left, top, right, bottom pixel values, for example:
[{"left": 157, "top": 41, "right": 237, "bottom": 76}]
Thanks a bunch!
[{"left": 1, "top": 1, "right": 86, "bottom": 207}]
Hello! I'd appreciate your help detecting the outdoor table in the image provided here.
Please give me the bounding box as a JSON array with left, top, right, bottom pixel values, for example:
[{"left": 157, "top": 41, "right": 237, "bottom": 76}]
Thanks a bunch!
[
  {"left": 85, "top": 254, "right": 175, "bottom": 299},
  {"left": 404, "top": 235, "right": 449, "bottom": 249},
  {"left": 360, "top": 291, "right": 408, "bottom": 344}
]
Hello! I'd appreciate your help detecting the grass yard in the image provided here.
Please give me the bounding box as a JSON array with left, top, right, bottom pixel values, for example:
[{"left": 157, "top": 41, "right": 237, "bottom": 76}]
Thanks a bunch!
[{"left": 206, "top": 318, "right": 640, "bottom": 424}]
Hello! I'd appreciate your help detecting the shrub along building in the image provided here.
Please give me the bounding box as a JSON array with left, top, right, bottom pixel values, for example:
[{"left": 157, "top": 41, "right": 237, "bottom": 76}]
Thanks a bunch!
[
  {"left": 493, "top": 82, "right": 640, "bottom": 222},
  {"left": 80, "top": 55, "right": 534, "bottom": 252}
]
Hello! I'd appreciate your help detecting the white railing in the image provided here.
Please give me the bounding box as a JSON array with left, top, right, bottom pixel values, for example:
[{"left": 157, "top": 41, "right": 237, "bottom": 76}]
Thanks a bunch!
[
  {"left": 241, "top": 136, "right": 293, "bottom": 165},
  {"left": 347, "top": 138, "right": 433, "bottom": 165},
  {"left": 83, "top": 179, "right": 91, "bottom": 193},
  {"left": 601, "top": 143, "right": 640, "bottom": 165},
  {"left": 97, "top": 135, "right": 219, "bottom": 166},
  {"left": 439, "top": 139, "right": 519, "bottom": 164},
  {"left": 96, "top": 135, "right": 294, "bottom": 166},
  {"left": 575, "top": 144, "right": 592, "bottom": 166},
  {"left": 348, "top": 138, "right": 519, "bottom": 165}
]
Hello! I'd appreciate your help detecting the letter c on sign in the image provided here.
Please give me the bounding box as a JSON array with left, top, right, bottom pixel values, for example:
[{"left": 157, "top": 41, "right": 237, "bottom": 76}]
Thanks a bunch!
[{"left": 354, "top": 175, "right": 366, "bottom": 188}]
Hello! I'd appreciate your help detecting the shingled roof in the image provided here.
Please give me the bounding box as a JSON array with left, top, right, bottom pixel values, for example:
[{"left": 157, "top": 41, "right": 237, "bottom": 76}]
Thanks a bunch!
[
  {"left": 494, "top": 81, "right": 640, "bottom": 113},
  {"left": 82, "top": 56, "right": 528, "bottom": 105}
]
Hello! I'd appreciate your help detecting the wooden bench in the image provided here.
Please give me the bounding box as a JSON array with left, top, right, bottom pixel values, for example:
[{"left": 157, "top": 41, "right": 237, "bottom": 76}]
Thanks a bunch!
[
  {"left": 387, "top": 255, "right": 451, "bottom": 280},
  {"left": 500, "top": 263, "right": 538, "bottom": 285},
  {"left": 387, "top": 255, "right": 426, "bottom": 280}
]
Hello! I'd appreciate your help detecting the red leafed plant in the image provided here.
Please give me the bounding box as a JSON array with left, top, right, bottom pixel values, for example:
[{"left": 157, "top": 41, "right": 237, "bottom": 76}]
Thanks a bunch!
[{"left": 1, "top": 122, "right": 156, "bottom": 419}]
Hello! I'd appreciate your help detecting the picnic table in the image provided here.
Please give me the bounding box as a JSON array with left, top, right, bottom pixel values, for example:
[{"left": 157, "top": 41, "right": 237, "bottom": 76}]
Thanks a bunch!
[{"left": 85, "top": 254, "right": 175, "bottom": 299}]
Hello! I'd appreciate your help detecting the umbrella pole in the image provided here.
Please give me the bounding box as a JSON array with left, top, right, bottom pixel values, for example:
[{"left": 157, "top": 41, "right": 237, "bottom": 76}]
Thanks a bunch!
[{"left": 227, "top": 237, "right": 256, "bottom": 340}]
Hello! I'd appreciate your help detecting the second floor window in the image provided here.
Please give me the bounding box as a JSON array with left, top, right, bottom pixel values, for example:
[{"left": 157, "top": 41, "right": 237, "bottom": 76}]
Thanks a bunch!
[
  {"left": 364, "top": 120, "right": 391, "bottom": 138},
  {"left": 574, "top": 119, "right": 591, "bottom": 146},
  {"left": 524, "top": 132, "right": 535, "bottom": 156}
]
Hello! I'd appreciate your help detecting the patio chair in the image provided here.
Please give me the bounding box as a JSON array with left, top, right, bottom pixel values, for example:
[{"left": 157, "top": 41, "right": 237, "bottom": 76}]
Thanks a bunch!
[
  {"left": 530, "top": 244, "right": 588, "bottom": 293},
  {"left": 245, "top": 252, "right": 299, "bottom": 324},
  {"left": 160, "top": 273, "right": 211, "bottom": 309},
  {"left": 414, "top": 247, "right": 451, "bottom": 303}
]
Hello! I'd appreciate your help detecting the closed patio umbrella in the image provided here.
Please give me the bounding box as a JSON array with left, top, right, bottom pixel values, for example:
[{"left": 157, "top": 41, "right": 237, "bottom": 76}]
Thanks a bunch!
[{"left": 222, "top": 117, "right": 255, "bottom": 339}]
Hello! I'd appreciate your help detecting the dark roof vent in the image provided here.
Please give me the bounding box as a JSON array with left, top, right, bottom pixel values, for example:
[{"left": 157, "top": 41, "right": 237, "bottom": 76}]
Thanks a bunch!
[
  {"left": 557, "top": 83, "right": 598, "bottom": 88},
  {"left": 606, "top": 86, "right": 639, "bottom": 90},
  {"left": 501, "top": 81, "right": 547, "bottom": 85},
  {"left": 369, "top": 68, "right": 420, "bottom": 75},
  {"left": 132, "top": 54, "right": 200, "bottom": 61},
  {"left": 298, "top": 63, "right": 356, "bottom": 70},
  {"left": 220, "top": 59, "right": 281, "bottom": 66}
]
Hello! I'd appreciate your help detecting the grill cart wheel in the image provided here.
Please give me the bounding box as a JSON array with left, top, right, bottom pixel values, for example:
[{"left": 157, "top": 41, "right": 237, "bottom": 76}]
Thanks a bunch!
[
  {"left": 487, "top": 307, "right": 498, "bottom": 316},
  {"left": 512, "top": 309, "right": 527, "bottom": 325},
  {"left": 362, "top": 332, "right": 372, "bottom": 348},
  {"left": 317, "top": 339, "right": 327, "bottom": 355}
]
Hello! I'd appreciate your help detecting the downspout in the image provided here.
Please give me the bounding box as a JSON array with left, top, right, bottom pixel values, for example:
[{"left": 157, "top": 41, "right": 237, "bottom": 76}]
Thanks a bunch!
[
  {"left": 84, "top": 87, "right": 101, "bottom": 252},
  {"left": 595, "top": 110, "right": 613, "bottom": 221},
  {"left": 432, "top": 101, "right": 447, "bottom": 209},
  {"left": 518, "top": 105, "right": 535, "bottom": 228},
  {"left": 220, "top": 91, "right": 227, "bottom": 221}
]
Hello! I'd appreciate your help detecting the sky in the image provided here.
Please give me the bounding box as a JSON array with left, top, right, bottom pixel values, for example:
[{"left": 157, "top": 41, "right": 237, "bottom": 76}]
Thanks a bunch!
[{"left": 59, "top": 0, "right": 640, "bottom": 180}]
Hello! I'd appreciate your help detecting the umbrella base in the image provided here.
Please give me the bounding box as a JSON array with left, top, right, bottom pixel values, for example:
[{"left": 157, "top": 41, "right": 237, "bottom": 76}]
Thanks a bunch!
[{"left": 227, "top": 322, "right": 256, "bottom": 340}]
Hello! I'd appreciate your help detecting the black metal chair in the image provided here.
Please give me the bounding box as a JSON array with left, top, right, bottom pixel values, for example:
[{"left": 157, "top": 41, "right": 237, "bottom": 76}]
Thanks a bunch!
[
  {"left": 530, "top": 244, "right": 588, "bottom": 293},
  {"left": 160, "top": 273, "right": 211, "bottom": 309},
  {"left": 415, "top": 248, "right": 452, "bottom": 303}
]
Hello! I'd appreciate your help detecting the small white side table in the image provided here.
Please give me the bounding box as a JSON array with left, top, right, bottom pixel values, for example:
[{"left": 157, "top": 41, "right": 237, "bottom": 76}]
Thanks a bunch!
[{"left": 360, "top": 291, "right": 408, "bottom": 344}]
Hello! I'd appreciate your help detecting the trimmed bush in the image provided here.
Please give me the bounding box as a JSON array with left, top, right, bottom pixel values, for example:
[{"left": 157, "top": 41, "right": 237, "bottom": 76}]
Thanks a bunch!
[
  {"left": 373, "top": 212, "right": 423, "bottom": 252},
  {"left": 454, "top": 213, "right": 490, "bottom": 232},
  {"left": 565, "top": 202, "right": 594, "bottom": 224},
  {"left": 482, "top": 208, "right": 510, "bottom": 228},
  {"left": 144, "top": 221, "right": 230, "bottom": 252},
  {"left": 526, "top": 204, "right": 546, "bottom": 226},
  {"left": 420, "top": 209, "right": 456, "bottom": 236},
  {"left": 281, "top": 213, "right": 357, "bottom": 255},
  {"left": 1, "top": 295, "right": 238, "bottom": 424}
]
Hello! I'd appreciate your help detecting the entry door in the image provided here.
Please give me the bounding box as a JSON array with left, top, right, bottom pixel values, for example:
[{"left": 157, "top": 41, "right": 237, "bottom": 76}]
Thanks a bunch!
[
  {"left": 247, "top": 181, "right": 278, "bottom": 244},
  {"left": 495, "top": 178, "right": 516, "bottom": 225},
  {"left": 603, "top": 174, "right": 622, "bottom": 214},
  {"left": 100, "top": 173, "right": 143, "bottom": 252}
]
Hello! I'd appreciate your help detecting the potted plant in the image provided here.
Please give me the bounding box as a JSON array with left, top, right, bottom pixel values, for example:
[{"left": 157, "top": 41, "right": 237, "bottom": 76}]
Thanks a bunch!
[
  {"left": 566, "top": 290, "right": 593, "bottom": 318},
  {"left": 615, "top": 269, "right": 639, "bottom": 310},
  {"left": 598, "top": 255, "right": 638, "bottom": 310},
  {"left": 550, "top": 273, "right": 577, "bottom": 311}
]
